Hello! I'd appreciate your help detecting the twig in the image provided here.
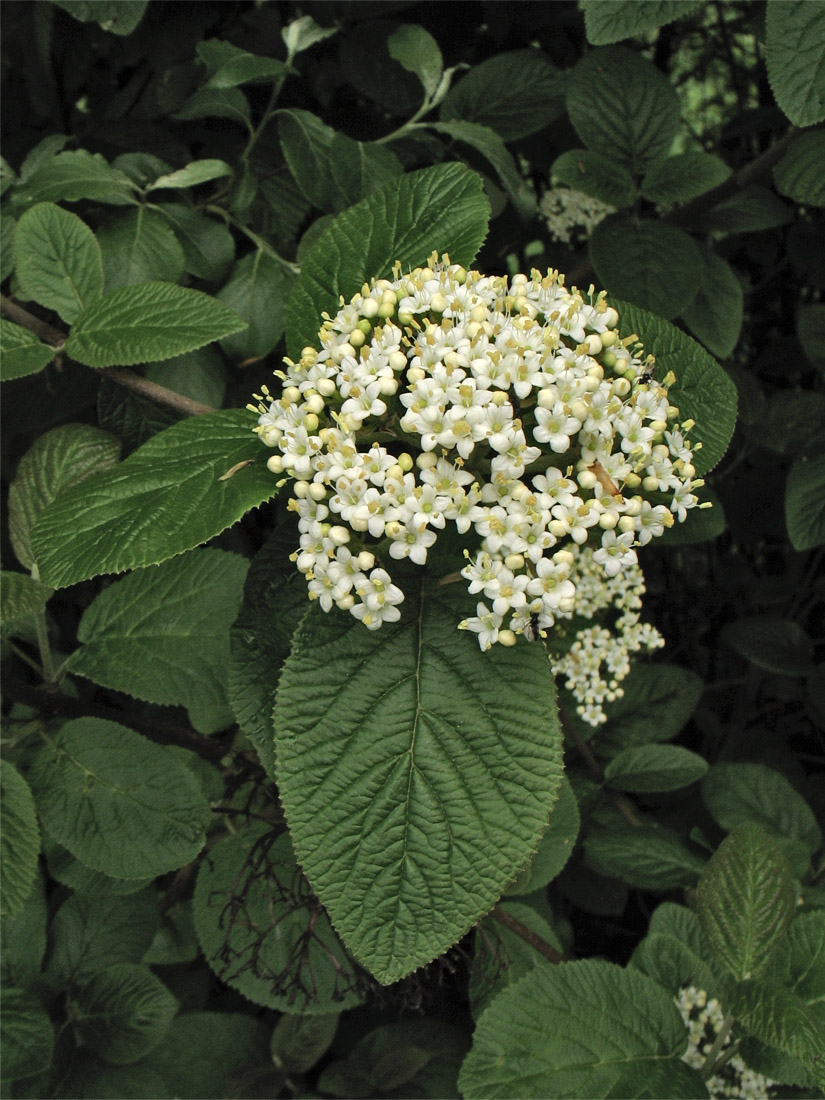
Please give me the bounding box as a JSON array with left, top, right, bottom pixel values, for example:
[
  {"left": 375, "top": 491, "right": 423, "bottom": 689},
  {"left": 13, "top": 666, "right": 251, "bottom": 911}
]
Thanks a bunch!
[
  {"left": 488, "top": 906, "right": 565, "bottom": 964},
  {"left": 1, "top": 294, "right": 65, "bottom": 346}
]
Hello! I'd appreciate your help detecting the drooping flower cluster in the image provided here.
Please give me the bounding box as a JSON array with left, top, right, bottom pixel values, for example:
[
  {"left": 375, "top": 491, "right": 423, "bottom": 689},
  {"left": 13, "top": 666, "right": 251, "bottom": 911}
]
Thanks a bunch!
[
  {"left": 252, "top": 254, "right": 704, "bottom": 656},
  {"left": 550, "top": 545, "right": 665, "bottom": 726},
  {"left": 675, "top": 986, "right": 777, "bottom": 1099}
]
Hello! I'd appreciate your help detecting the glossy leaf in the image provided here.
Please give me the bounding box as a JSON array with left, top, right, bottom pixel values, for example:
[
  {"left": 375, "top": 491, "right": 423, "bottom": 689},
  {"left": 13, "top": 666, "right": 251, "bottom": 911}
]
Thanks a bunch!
[
  {"left": 0, "top": 571, "right": 53, "bottom": 624},
  {"left": 54, "top": 0, "right": 147, "bottom": 35},
  {"left": 697, "top": 823, "right": 795, "bottom": 981},
  {"left": 197, "top": 40, "right": 291, "bottom": 88},
  {"left": 147, "top": 159, "right": 232, "bottom": 191},
  {"left": 388, "top": 24, "right": 443, "bottom": 100},
  {"left": 155, "top": 204, "right": 235, "bottom": 282},
  {"left": 427, "top": 120, "right": 536, "bottom": 217},
  {"left": 12, "top": 150, "right": 138, "bottom": 207},
  {"left": 13, "top": 202, "right": 103, "bottom": 323},
  {"left": 29, "top": 719, "right": 212, "bottom": 878},
  {"left": 31, "top": 410, "right": 275, "bottom": 588},
  {"left": 278, "top": 109, "right": 338, "bottom": 212},
  {"left": 274, "top": 575, "right": 563, "bottom": 983}
]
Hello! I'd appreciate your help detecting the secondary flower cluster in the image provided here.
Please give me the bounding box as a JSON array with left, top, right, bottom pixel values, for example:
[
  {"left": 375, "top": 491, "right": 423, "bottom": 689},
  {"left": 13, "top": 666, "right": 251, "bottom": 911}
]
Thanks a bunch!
[
  {"left": 675, "top": 985, "right": 777, "bottom": 1099},
  {"left": 540, "top": 186, "right": 615, "bottom": 246},
  {"left": 252, "top": 254, "right": 703, "bottom": 655}
]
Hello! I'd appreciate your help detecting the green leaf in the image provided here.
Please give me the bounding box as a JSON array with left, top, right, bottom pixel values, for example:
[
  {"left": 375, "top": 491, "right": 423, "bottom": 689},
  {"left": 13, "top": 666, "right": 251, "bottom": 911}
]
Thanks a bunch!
[
  {"left": 97, "top": 375, "right": 179, "bottom": 453},
  {"left": 773, "top": 130, "right": 825, "bottom": 206},
  {"left": 65, "top": 282, "right": 246, "bottom": 366},
  {"left": 54, "top": 0, "right": 148, "bottom": 35},
  {"left": 73, "top": 963, "right": 178, "bottom": 1065},
  {"left": 0, "top": 155, "right": 16, "bottom": 197},
  {"left": 388, "top": 24, "right": 443, "bottom": 100},
  {"left": 173, "top": 85, "right": 251, "bottom": 126},
  {"left": 12, "top": 150, "right": 138, "bottom": 207},
  {"left": 746, "top": 388, "right": 825, "bottom": 456},
  {"left": 145, "top": 346, "right": 226, "bottom": 409},
  {"left": 766, "top": 0, "right": 825, "bottom": 127},
  {"left": 0, "top": 763, "right": 40, "bottom": 920},
  {"left": 504, "top": 777, "right": 580, "bottom": 895},
  {"left": 458, "top": 959, "right": 704, "bottom": 1099},
  {"left": 13, "top": 202, "right": 104, "bottom": 324},
  {"left": 551, "top": 149, "right": 636, "bottom": 208},
  {"left": 722, "top": 615, "right": 815, "bottom": 676},
  {"left": 329, "top": 133, "right": 403, "bottom": 210},
  {"left": 427, "top": 120, "right": 536, "bottom": 217},
  {"left": 604, "top": 744, "right": 709, "bottom": 793},
  {"left": 631, "top": 903, "right": 723, "bottom": 998},
  {"left": 155, "top": 204, "right": 235, "bottom": 283},
  {"left": 270, "top": 1012, "right": 339, "bottom": 1074},
  {"left": 278, "top": 109, "right": 338, "bottom": 212},
  {"left": 440, "top": 49, "right": 565, "bottom": 141},
  {"left": 1, "top": 870, "right": 48, "bottom": 988},
  {"left": 69, "top": 549, "right": 247, "bottom": 734},
  {"left": 285, "top": 162, "right": 490, "bottom": 358},
  {"left": 147, "top": 159, "right": 232, "bottom": 191},
  {"left": 97, "top": 208, "right": 186, "bottom": 289},
  {"left": 282, "top": 15, "right": 338, "bottom": 58},
  {"left": 0, "top": 988, "right": 54, "bottom": 1083},
  {"left": 47, "top": 888, "right": 162, "bottom": 985},
  {"left": 798, "top": 303, "right": 825, "bottom": 370},
  {"left": 1, "top": 211, "right": 16, "bottom": 282},
  {"left": 31, "top": 409, "right": 275, "bottom": 588},
  {"left": 593, "top": 664, "right": 704, "bottom": 755},
  {"left": 705, "top": 184, "right": 792, "bottom": 234},
  {"left": 28, "top": 718, "right": 212, "bottom": 878},
  {"left": 583, "top": 822, "right": 706, "bottom": 890},
  {"left": 787, "top": 451, "right": 825, "bottom": 550},
  {"left": 228, "top": 524, "right": 308, "bottom": 778},
  {"left": 216, "top": 251, "right": 294, "bottom": 361},
  {"left": 339, "top": 19, "right": 424, "bottom": 117},
  {"left": 274, "top": 575, "right": 563, "bottom": 984},
  {"left": 768, "top": 910, "right": 825, "bottom": 1004},
  {"left": 702, "top": 762, "right": 822, "bottom": 874},
  {"left": 697, "top": 823, "right": 795, "bottom": 981},
  {"left": 131, "top": 1012, "right": 267, "bottom": 1099},
  {"left": 582, "top": 0, "right": 703, "bottom": 44},
  {"left": 615, "top": 299, "right": 739, "bottom": 475},
  {"left": 641, "top": 152, "right": 732, "bottom": 205},
  {"left": 194, "top": 824, "right": 364, "bottom": 1013},
  {"left": 197, "top": 39, "right": 291, "bottom": 88},
  {"left": 18, "top": 135, "right": 69, "bottom": 183},
  {"left": 0, "top": 571, "right": 53, "bottom": 625},
  {"left": 732, "top": 978, "right": 825, "bottom": 1089},
  {"left": 566, "top": 46, "right": 680, "bottom": 175},
  {"left": 0, "top": 320, "right": 57, "bottom": 381},
  {"left": 8, "top": 422, "right": 120, "bottom": 572},
  {"left": 681, "top": 245, "right": 744, "bottom": 360},
  {"left": 45, "top": 839, "right": 151, "bottom": 898},
  {"left": 590, "top": 216, "right": 702, "bottom": 319}
]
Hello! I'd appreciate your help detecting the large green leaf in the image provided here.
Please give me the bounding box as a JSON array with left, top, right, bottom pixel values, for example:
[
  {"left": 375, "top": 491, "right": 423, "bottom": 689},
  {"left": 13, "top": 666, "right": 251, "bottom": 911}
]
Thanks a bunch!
[
  {"left": 583, "top": 821, "right": 706, "bottom": 891},
  {"left": 216, "top": 251, "right": 294, "bottom": 362},
  {"left": 97, "top": 208, "right": 185, "bottom": 290},
  {"left": 13, "top": 202, "right": 103, "bottom": 324},
  {"left": 631, "top": 903, "right": 724, "bottom": 999},
  {"left": 193, "top": 824, "right": 365, "bottom": 1013},
  {"left": 592, "top": 664, "right": 704, "bottom": 755},
  {"left": 65, "top": 282, "right": 246, "bottom": 367},
  {"left": 697, "top": 823, "right": 795, "bottom": 981},
  {"left": 12, "top": 150, "right": 138, "bottom": 207},
  {"left": 197, "top": 39, "right": 291, "bottom": 88},
  {"left": 0, "top": 988, "right": 54, "bottom": 1083},
  {"left": 458, "top": 959, "right": 705, "bottom": 1099},
  {"left": 582, "top": 0, "right": 703, "bottom": 45},
  {"left": 69, "top": 549, "right": 248, "bottom": 734},
  {"left": 54, "top": 0, "right": 147, "bottom": 35},
  {"left": 565, "top": 46, "right": 680, "bottom": 175},
  {"left": 786, "top": 451, "right": 825, "bottom": 551},
  {"left": 0, "top": 571, "right": 53, "bottom": 625},
  {"left": 731, "top": 978, "right": 825, "bottom": 1090},
  {"left": 766, "top": 0, "right": 825, "bottom": 127},
  {"left": 503, "top": 776, "right": 580, "bottom": 895},
  {"left": 278, "top": 109, "right": 338, "bottom": 212},
  {"left": 439, "top": 49, "right": 565, "bottom": 141},
  {"left": 773, "top": 130, "right": 825, "bottom": 206},
  {"left": 388, "top": 23, "right": 443, "bottom": 100},
  {"left": 31, "top": 409, "right": 275, "bottom": 588},
  {"left": 604, "top": 744, "right": 708, "bottom": 793},
  {"left": 0, "top": 320, "right": 57, "bottom": 382},
  {"left": 767, "top": 910, "right": 825, "bottom": 1004},
  {"left": 155, "top": 204, "right": 235, "bottom": 283},
  {"left": 28, "top": 718, "right": 212, "bottom": 878},
  {"left": 47, "top": 888, "right": 161, "bottom": 985},
  {"left": 274, "top": 575, "right": 564, "bottom": 984},
  {"left": 1, "top": 870, "right": 48, "bottom": 989},
  {"left": 551, "top": 149, "right": 636, "bottom": 208},
  {"left": 615, "top": 299, "right": 738, "bottom": 475},
  {"left": 590, "top": 216, "right": 702, "bottom": 320},
  {"left": 426, "top": 120, "right": 536, "bottom": 217},
  {"left": 73, "top": 963, "right": 178, "bottom": 1065},
  {"left": 681, "top": 246, "right": 744, "bottom": 360},
  {"left": 0, "top": 763, "right": 40, "bottom": 919},
  {"left": 722, "top": 616, "right": 815, "bottom": 676},
  {"left": 8, "top": 422, "right": 121, "bottom": 572},
  {"left": 285, "top": 162, "right": 490, "bottom": 358},
  {"left": 228, "top": 523, "right": 308, "bottom": 778},
  {"left": 329, "top": 133, "right": 403, "bottom": 210}
]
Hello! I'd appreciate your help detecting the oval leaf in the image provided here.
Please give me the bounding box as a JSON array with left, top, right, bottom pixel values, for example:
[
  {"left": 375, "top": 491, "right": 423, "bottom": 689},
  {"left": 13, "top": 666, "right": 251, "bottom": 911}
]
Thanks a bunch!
[
  {"left": 604, "top": 744, "right": 709, "bottom": 793},
  {"left": 73, "top": 963, "right": 178, "bottom": 1065},
  {"left": 582, "top": 0, "right": 703, "bottom": 45},
  {"left": 786, "top": 452, "right": 825, "bottom": 551},
  {"left": 274, "top": 576, "right": 564, "bottom": 983},
  {"left": 766, "top": 0, "right": 825, "bottom": 126},
  {"left": 31, "top": 409, "right": 275, "bottom": 589},
  {"left": 65, "top": 282, "right": 247, "bottom": 367},
  {"left": 13, "top": 202, "right": 104, "bottom": 324},
  {"left": 28, "top": 718, "right": 212, "bottom": 878},
  {"left": 722, "top": 615, "right": 815, "bottom": 676},
  {"left": 0, "top": 762, "right": 40, "bottom": 919},
  {"left": 0, "top": 319, "right": 57, "bottom": 382}
]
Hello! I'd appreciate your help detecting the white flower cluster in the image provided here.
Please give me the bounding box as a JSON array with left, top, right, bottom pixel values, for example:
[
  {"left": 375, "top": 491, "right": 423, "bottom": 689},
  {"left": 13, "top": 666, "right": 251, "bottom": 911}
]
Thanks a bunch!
[
  {"left": 550, "top": 546, "right": 665, "bottom": 726},
  {"left": 252, "top": 254, "right": 703, "bottom": 649},
  {"left": 540, "top": 187, "right": 615, "bottom": 246},
  {"left": 675, "top": 985, "right": 776, "bottom": 1099}
]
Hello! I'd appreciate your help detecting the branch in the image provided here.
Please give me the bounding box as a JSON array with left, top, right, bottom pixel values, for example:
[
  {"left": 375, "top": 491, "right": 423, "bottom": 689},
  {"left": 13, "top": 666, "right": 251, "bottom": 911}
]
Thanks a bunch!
[
  {"left": 0, "top": 295, "right": 216, "bottom": 417},
  {"left": 488, "top": 906, "right": 565, "bottom": 964}
]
